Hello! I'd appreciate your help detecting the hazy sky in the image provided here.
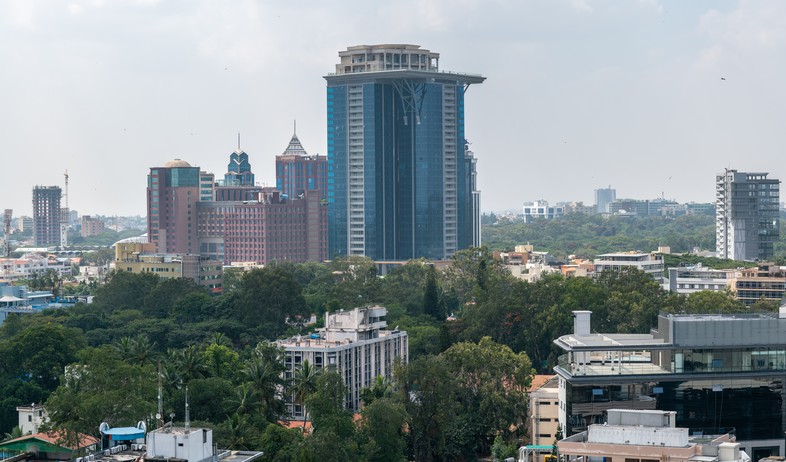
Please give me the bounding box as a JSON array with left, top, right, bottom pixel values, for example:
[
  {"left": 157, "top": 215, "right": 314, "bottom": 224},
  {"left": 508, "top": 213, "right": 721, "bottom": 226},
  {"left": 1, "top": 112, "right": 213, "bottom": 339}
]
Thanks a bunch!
[{"left": 2, "top": 0, "right": 785, "bottom": 217}]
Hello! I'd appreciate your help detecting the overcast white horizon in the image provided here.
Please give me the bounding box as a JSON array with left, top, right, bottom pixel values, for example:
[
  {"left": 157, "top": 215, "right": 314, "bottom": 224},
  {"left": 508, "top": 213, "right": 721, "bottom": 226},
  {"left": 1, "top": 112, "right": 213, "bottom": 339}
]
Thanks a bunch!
[{"left": 1, "top": 0, "right": 785, "bottom": 217}]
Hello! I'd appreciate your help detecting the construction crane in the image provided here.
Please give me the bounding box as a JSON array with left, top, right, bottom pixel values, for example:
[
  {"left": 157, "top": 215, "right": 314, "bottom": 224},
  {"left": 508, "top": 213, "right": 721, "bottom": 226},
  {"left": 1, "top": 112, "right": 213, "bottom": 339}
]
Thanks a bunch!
[{"left": 3, "top": 209, "right": 12, "bottom": 257}]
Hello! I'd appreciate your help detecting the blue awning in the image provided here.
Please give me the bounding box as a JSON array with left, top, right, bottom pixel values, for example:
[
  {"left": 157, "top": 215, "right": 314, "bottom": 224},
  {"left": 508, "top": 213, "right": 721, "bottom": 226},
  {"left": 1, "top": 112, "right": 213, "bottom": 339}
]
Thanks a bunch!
[{"left": 101, "top": 427, "right": 145, "bottom": 440}]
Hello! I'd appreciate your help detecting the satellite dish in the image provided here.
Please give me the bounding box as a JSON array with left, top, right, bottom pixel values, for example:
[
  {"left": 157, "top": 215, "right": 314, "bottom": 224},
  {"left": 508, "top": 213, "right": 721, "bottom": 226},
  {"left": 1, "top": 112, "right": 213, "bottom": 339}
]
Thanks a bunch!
[
  {"left": 155, "top": 413, "right": 161, "bottom": 420},
  {"left": 137, "top": 421, "right": 147, "bottom": 432},
  {"left": 99, "top": 422, "right": 110, "bottom": 434}
]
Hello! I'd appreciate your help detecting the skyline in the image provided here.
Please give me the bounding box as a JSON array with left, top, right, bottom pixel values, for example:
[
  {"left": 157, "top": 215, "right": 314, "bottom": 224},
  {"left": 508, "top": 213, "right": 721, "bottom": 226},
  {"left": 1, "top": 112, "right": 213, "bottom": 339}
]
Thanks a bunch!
[{"left": 2, "top": 0, "right": 786, "bottom": 217}]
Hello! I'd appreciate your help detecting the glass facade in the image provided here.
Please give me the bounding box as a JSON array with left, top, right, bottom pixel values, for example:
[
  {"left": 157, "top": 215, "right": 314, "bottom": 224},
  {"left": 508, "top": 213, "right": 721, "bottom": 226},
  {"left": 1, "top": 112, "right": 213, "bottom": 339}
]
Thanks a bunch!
[
  {"left": 327, "top": 78, "right": 476, "bottom": 261},
  {"left": 566, "top": 377, "right": 785, "bottom": 442}
]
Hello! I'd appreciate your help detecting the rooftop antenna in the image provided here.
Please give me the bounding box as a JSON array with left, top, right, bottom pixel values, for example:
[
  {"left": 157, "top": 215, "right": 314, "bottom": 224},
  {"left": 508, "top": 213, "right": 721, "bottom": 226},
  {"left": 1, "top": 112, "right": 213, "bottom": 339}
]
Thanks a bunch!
[
  {"left": 184, "top": 386, "right": 190, "bottom": 432},
  {"left": 237, "top": 132, "right": 241, "bottom": 150},
  {"left": 294, "top": 119, "right": 297, "bottom": 135}
]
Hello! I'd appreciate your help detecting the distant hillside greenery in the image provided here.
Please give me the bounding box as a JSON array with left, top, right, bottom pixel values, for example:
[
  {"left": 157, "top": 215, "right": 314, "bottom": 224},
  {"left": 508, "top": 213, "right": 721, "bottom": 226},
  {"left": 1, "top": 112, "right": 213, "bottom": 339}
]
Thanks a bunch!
[{"left": 482, "top": 213, "right": 715, "bottom": 258}]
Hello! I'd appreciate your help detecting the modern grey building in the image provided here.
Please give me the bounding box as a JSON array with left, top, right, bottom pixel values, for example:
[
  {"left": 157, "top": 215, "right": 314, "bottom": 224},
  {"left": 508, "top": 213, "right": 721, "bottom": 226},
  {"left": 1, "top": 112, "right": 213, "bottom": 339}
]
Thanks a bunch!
[
  {"left": 325, "top": 44, "right": 484, "bottom": 261},
  {"left": 32, "top": 186, "right": 62, "bottom": 247},
  {"left": 594, "top": 187, "right": 616, "bottom": 214},
  {"left": 554, "top": 310, "right": 786, "bottom": 460},
  {"left": 716, "top": 169, "right": 780, "bottom": 261}
]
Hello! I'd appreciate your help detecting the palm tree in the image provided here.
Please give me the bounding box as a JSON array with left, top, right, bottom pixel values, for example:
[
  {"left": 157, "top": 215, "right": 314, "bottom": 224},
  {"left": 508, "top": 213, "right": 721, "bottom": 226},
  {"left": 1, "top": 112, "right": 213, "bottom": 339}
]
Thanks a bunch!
[
  {"left": 129, "top": 334, "right": 157, "bottom": 365},
  {"left": 360, "top": 375, "right": 393, "bottom": 407},
  {"left": 292, "top": 360, "right": 321, "bottom": 427},
  {"left": 114, "top": 336, "right": 134, "bottom": 362},
  {"left": 2, "top": 426, "right": 23, "bottom": 442},
  {"left": 177, "top": 345, "right": 207, "bottom": 383},
  {"left": 242, "top": 355, "right": 283, "bottom": 422},
  {"left": 207, "top": 332, "right": 231, "bottom": 347},
  {"left": 228, "top": 383, "right": 257, "bottom": 415}
]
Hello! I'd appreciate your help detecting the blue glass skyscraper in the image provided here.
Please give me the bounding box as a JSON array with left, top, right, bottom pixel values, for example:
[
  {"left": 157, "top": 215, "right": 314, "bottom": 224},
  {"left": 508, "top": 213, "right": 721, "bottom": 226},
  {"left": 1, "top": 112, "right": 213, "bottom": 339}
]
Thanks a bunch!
[{"left": 325, "top": 44, "right": 484, "bottom": 261}]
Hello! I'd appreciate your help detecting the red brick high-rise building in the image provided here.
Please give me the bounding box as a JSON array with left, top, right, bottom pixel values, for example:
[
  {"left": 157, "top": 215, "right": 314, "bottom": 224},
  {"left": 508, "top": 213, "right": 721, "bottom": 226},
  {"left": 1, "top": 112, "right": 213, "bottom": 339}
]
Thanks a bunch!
[
  {"left": 275, "top": 131, "right": 328, "bottom": 202},
  {"left": 146, "top": 159, "right": 200, "bottom": 254}
]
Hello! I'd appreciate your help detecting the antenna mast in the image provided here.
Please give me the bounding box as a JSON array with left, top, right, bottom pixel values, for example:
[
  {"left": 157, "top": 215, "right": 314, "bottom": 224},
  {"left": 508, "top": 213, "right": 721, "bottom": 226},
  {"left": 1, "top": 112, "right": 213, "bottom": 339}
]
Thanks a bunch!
[
  {"left": 184, "top": 386, "right": 190, "bottom": 431},
  {"left": 157, "top": 361, "right": 164, "bottom": 429}
]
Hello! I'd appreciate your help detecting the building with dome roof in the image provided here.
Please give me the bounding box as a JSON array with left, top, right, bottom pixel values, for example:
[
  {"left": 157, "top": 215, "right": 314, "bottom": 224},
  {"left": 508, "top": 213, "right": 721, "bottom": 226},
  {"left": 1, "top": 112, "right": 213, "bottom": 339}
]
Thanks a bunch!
[{"left": 147, "top": 159, "right": 200, "bottom": 254}]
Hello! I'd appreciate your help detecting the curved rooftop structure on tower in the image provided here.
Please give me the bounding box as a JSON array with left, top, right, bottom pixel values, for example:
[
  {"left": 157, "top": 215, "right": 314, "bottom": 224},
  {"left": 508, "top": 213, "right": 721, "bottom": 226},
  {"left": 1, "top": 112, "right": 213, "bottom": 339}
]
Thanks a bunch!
[{"left": 163, "top": 159, "right": 192, "bottom": 168}]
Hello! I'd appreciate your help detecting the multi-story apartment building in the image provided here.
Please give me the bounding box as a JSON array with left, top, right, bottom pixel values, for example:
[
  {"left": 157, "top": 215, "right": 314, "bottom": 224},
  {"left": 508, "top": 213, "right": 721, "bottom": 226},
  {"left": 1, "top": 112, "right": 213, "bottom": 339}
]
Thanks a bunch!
[
  {"left": 114, "top": 242, "right": 222, "bottom": 293},
  {"left": 277, "top": 305, "right": 408, "bottom": 416},
  {"left": 553, "top": 310, "right": 786, "bottom": 460},
  {"left": 734, "top": 262, "right": 786, "bottom": 307},
  {"left": 325, "top": 44, "right": 484, "bottom": 261},
  {"left": 593, "top": 252, "right": 664, "bottom": 281},
  {"left": 528, "top": 376, "right": 560, "bottom": 453},
  {"left": 667, "top": 265, "right": 740, "bottom": 295},
  {"left": 523, "top": 201, "right": 564, "bottom": 222},
  {"left": 276, "top": 131, "right": 327, "bottom": 202},
  {"left": 716, "top": 169, "right": 780, "bottom": 261},
  {"left": 80, "top": 215, "right": 105, "bottom": 237},
  {"left": 32, "top": 186, "right": 62, "bottom": 247}
]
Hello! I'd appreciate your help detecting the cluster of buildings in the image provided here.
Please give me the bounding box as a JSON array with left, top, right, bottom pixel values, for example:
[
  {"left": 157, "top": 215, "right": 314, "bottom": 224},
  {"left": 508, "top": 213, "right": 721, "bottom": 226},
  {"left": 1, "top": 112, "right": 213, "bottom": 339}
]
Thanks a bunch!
[
  {"left": 530, "top": 308, "right": 786, "bottom": 460},
  {"left": 147, "top": 132, "right": 327, "bottom": 266},
  {"left": 144, "top": 44, "right": 484, "bottom": 270}
]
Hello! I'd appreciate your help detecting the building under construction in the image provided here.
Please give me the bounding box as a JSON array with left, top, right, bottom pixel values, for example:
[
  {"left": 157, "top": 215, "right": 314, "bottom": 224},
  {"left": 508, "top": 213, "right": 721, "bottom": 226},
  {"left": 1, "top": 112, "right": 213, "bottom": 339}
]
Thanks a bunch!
[{"left": 32, "top": 186, "right": 62, "bottom": 247}]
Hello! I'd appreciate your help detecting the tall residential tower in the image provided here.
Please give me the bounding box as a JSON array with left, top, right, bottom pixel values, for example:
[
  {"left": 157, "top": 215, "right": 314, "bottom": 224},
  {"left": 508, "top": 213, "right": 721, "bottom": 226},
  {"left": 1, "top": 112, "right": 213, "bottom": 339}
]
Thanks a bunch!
[
  {"left": 715, "top": 169, "right": 780, "bottom": 261},
  {"left": 32, "top": 186, "right": 62, "bottom": 247},
  {"left": 325, "top": 44, "right": 484, "bottom": 261}
]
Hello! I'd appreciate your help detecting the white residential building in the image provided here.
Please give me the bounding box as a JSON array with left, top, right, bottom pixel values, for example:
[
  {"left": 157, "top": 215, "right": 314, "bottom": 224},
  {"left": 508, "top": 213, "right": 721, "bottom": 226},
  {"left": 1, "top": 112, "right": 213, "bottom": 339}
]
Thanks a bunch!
[
  {"left": 276, "top": 305, "right": 408, "bottom": 415},
  {"left": 16, "top": 404, "right": 48, "bottom": 435},
  {"left": 667, "top": 265, "right": 740, "bottom": 294},
  {"left": 523, "top": 201, "right": 564, "bottom": 223},
  {"left": 593, "top": 252, "right": 664, "bottom": 281}
]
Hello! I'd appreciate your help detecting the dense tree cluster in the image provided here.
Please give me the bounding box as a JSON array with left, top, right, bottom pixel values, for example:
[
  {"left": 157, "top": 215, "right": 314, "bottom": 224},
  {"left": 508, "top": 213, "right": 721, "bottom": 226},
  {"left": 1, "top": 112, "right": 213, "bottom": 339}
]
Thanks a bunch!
[
  {"left": 482, "top": 213, "right": 717, "bottom": 257},
  {"left": 0, "top": 248, "right": 774, "bottom": 460}
]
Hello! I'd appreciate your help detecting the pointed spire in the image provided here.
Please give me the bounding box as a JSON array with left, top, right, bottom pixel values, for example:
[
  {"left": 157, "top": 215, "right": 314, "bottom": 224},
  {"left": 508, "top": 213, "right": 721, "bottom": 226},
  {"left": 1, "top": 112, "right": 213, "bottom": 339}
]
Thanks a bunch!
[
  {"left": 282, "top": 124, "right": 308, "bottom": 156},
  {"left": 294, "top": 119, "right": 297, "bottom": 136},
  {"left": 237, "top": 132, "right": 241, "bottom": 151}
]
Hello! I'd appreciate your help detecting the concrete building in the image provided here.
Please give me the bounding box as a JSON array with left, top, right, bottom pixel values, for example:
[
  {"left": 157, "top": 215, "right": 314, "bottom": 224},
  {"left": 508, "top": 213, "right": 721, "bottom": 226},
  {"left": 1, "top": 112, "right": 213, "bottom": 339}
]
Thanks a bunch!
[
  {"left": 610, "top": 198, "right": 679, "bottom": 217},
  {"left": 523, "top": 201, "right": 564, "bottom": 222},
  {"left": 276, "top": 305, "right": 408, "bottom": 415},
  {"left": 667, "top": 265, "right": 740, "bottom": 295},
  {"left": 32, "top": 186, "right": 62, "bottom": 247},
  {"left": 147, "top": 159, "right": 200, "bottom": 255},
  {"left": 275, "top": 130, "right": 328, "bottom": 202},
  {"left": 716, "top": 169, "right": 780, "bottom": 261},
  {"left": 734, "top": 262, "right": 786, "bottom": 307},
  {"left": 326, "top": 44, "right": 484, "bottom": 261},
  {"left": 16, "top": 404, "right": 48, "bottom": 435},
  {"left": 115, "top": 243, "right": 223, "bottom": 293},
  {"left": 594, "top": 187, "right": 616, "bottom": 214},
  {"left": 553, "top": 309, "right": 786, "bottom": 459},
  {"left": 529, "top": 376, "right": 560, "bottom": 451},
  {"left": 593, "top": 252, "right": 664, "bottom": 281},
  {"left": 197, "top": 188, "right": 327, "bottom": 265},
  {"left": 554, "top": 409, "right": 749, "bottom": 462},
  {"left": 80, "top": 215, "right": 105, "bottom": 237}
]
